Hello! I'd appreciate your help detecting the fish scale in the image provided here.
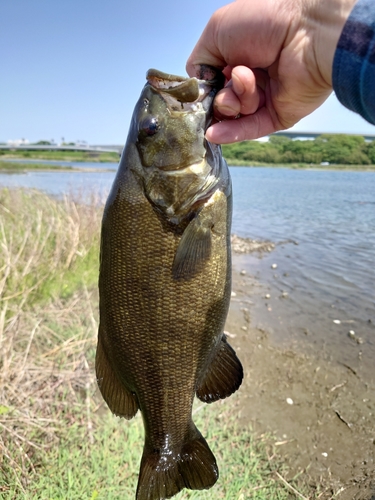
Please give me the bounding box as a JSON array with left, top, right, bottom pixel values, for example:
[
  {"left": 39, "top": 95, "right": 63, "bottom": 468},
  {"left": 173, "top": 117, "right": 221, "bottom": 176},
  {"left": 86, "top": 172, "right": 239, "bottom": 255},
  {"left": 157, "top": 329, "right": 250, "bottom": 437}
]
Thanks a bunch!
[{"left": 96, "top": 66, "right": 243, "bottom": 500}]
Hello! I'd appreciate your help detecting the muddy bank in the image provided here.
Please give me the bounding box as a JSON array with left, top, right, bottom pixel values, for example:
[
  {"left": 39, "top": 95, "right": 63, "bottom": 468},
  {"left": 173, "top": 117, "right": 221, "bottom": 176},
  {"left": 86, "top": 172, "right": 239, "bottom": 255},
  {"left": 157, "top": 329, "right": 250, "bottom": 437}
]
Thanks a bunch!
[{"left": 227, "top": 248, "right": 375, "bottom": 499}]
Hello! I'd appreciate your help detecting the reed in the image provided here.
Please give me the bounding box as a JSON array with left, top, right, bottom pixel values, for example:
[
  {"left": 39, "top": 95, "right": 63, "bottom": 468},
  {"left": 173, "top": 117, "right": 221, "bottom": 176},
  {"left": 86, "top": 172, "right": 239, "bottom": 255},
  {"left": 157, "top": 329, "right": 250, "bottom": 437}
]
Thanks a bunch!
[{"left": 0, "top": 188, "right": 101, "bottom": 496}]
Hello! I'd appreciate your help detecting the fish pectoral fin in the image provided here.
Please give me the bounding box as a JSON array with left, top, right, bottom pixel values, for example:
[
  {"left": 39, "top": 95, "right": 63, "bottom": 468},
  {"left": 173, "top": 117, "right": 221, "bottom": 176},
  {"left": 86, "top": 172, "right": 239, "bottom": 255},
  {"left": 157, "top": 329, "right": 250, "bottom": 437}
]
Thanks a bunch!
[
  {"left": 196, "top": 334, "right": 243, "bottom": 403},
  {"left": 136, "top": 424, "right": 218, "bottom": 500},
  {"left": 95, "top": 335, "right": 139, "bottom": 419},
  {"left": 172, "top": 214, "right": 212, "bottom": 280}
]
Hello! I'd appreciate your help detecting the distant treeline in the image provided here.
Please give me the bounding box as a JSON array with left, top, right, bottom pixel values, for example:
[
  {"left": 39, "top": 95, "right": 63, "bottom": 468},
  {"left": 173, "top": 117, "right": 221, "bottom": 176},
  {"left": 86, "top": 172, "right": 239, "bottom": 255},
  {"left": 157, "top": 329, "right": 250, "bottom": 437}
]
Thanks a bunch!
[{"left": 221, "top": 134, "right": 375, "bottom": 165}]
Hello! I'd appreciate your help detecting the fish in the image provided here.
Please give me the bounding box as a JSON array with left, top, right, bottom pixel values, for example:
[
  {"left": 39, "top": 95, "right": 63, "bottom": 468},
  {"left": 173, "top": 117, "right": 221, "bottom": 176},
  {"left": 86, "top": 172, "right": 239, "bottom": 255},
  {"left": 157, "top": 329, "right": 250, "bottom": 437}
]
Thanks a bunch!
[{"left": 96, "top": 65, "right": 243, "bottom": 500}]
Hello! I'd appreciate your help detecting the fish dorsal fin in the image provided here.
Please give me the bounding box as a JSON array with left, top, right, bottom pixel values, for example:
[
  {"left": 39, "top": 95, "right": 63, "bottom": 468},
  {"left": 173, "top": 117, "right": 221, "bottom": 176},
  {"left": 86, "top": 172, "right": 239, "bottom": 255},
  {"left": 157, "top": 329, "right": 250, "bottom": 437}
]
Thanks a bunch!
[
  {"left": 172, "top": 214, "right": 213, "bottom": 280},
  {"left": 196, "top": 335, "right": 243, "bottom": 403},
  {"left": 95, "top": 335, "right": 139, "bottom": 419}
]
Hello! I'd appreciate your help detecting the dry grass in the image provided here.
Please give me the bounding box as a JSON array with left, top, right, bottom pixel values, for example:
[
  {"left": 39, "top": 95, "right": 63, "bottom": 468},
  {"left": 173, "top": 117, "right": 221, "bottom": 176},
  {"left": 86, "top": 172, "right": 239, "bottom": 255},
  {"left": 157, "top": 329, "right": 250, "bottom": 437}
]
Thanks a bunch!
[{"left": 0, "top": 188, "right": 102, "bottom": 496}]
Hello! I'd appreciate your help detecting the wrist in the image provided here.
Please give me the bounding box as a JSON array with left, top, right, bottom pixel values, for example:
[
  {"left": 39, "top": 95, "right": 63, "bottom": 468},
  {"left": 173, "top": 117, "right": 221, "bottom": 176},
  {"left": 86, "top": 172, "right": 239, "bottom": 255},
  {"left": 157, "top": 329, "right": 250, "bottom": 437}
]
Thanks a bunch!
[{"left": 303, "top": 0, "right": 358, "bottom": 86}]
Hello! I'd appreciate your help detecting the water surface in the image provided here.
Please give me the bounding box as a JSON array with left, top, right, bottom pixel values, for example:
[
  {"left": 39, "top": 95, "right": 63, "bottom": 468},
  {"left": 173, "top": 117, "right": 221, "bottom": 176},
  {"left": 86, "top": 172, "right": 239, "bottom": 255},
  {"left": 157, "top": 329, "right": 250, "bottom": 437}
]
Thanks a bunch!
[
  {"left": 0, "top": 163, "right": 374, "bottom": 379},
  {"left": 230, "top": 167, "right": 375, "bottom": 381}
]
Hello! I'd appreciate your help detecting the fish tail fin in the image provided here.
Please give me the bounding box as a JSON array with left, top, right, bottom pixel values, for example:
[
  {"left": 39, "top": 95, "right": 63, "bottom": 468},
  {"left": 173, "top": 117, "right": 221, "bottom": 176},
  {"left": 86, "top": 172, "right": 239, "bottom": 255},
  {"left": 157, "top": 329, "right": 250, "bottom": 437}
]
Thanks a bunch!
[
  {"left": 178, "top": 426, "right": 219, "bottom": 491},
  {"left": 136, "top": 425, "right": 218, "bottom": 500}
]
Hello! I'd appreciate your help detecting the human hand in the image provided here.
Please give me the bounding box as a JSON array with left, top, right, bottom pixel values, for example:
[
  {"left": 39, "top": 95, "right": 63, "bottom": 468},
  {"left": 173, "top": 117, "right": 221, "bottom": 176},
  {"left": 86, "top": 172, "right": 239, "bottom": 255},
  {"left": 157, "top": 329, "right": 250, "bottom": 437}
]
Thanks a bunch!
[{"left": 187, "top": 0, "right": 356, "bottom": 143}]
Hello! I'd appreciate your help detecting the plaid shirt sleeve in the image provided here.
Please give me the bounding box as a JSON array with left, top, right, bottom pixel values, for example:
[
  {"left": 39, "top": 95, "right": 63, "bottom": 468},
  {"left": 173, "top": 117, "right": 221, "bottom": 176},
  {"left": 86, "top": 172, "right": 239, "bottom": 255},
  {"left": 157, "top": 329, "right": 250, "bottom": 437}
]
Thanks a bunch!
[{"left": 332, "top": 0, "right": 375, "bottom": 125}]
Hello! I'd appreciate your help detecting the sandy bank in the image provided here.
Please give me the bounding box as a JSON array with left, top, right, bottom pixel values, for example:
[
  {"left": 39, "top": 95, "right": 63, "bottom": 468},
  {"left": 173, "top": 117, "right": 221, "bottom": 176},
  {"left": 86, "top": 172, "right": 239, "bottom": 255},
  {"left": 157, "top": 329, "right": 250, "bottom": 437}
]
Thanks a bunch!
[{"left": 227, "top": 249, "right": 375, "bottom": 499}]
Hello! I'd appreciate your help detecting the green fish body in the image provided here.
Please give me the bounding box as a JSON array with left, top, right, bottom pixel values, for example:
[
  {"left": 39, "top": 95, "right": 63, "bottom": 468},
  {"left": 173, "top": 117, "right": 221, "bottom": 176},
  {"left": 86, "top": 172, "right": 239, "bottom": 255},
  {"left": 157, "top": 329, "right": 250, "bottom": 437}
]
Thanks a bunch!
[{"left": 96, "top": 66, "right": 243, "bottom": 500}]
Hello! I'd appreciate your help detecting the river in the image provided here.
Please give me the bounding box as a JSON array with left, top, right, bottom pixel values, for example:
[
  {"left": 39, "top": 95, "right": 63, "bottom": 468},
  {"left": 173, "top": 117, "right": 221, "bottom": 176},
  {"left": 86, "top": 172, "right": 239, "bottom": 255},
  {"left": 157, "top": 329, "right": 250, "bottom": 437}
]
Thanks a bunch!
[{"left": 1, "top": 162, "right": 374, "bottom": 379}]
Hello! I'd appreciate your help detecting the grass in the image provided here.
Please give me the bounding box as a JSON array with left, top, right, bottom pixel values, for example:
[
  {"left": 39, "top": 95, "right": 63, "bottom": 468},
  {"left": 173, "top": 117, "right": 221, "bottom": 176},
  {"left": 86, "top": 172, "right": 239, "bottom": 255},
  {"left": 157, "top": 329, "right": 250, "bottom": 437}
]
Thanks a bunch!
[
  {"left": 0, "top": 150, "right": 119, "bottom": 163},
  {"left": 0, "top": 160, "right": 117, "bottom": 173},
  {"left": 0, "top": 161, "right": 76, "bottom": 172},
  {"left": 10, "top": 400, "right": 294, "bottom": 499},
  {"left": 8, "top": 402, "right": 296, "bottom": 499},
  {"left": 0, "top": 188, "right": 302, "bottom": 500},
  {"left": 0, "top": 188, "right": 100, "bottom": 306}
]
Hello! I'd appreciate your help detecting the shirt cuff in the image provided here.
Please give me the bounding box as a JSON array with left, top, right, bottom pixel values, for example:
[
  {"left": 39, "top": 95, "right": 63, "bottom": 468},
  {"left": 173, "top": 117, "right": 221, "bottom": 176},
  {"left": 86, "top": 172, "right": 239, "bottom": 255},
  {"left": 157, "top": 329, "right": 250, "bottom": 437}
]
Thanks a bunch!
[{"left": 332, "top": 0, "right": 375, "bottom": 125}]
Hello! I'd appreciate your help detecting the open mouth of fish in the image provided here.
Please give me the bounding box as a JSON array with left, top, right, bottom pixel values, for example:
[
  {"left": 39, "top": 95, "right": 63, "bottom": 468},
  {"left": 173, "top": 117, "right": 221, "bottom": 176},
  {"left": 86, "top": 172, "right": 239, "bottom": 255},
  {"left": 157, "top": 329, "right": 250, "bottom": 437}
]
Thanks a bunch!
[{"left": 146, "top": 66, "right": 224, "bottom": 113}]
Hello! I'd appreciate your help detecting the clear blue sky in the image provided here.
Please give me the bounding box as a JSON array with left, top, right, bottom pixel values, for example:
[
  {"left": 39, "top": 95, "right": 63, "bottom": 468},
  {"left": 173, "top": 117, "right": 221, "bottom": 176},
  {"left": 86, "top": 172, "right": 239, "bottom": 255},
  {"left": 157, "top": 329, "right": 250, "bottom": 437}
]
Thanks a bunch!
[{"left": 2, "top": 0, "right": 375, "bottom": 145}]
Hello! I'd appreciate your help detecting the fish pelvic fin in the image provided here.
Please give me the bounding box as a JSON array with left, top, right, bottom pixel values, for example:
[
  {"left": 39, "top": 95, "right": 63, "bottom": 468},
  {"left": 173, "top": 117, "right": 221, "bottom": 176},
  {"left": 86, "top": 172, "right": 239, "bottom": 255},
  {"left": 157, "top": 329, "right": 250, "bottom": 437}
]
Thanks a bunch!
[
  {"left": 196, "top": 334, "right": 243, "bottom": 403},
  {"left": 95, "top": 335, "right": 139, "bottom": 419},
  {"left": 136, "top": 425, "right": 218, "bottom": 500},
  {"left": 172, "top": 214, "right": 212, "bottom": 281}
]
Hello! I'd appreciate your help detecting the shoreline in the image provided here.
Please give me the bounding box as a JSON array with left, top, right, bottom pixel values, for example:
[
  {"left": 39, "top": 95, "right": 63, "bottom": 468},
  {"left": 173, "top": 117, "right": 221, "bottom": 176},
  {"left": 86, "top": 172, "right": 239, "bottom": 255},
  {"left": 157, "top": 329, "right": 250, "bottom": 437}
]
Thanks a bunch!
[
  {"left": 227, "top": 159, "right": 375, "bottom": 170},
  {"left": 0, "top": 167, "right": 115, "bottom": 173},
  {"left": 0, "top": 160, "right": 116, "bottom": 173},
  {"left": 1, "top": 156, "right": 375, "bottom": 172},
  {"left": 0, "top": 151, "right": 119, "bottom": 163},
  {"left": 229, "top": 251, "right": 375, "bottom": 498}
]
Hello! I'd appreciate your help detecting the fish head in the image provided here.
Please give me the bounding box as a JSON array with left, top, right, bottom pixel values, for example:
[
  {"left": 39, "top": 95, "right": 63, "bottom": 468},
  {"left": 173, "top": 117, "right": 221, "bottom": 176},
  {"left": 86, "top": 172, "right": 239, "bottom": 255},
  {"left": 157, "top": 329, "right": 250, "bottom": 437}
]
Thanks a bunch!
[
  {"left": 122, "top": 66, "right": 226, "bottom": 224},
  {"left": 132, "top": 66, "right": 225, "bottom": 171}
]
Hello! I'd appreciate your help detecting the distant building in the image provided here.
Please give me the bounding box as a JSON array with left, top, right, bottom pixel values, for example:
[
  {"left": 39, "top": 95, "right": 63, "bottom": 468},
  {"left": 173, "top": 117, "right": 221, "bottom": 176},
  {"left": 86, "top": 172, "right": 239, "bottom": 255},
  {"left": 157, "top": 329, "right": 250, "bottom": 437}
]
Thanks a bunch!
[
  {"left": 75, "top": 140, "right": 88, "bottom": 148},
  {"left": 7, "top": 138, "right": 30, "bottom": 146}
]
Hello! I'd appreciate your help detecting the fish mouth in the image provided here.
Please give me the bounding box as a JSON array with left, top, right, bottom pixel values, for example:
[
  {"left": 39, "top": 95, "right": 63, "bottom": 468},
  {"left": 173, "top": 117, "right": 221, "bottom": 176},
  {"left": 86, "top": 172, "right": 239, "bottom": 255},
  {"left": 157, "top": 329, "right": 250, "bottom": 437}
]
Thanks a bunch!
[{"left": 146, "top": 66, "right": 224, "bottom": 112}]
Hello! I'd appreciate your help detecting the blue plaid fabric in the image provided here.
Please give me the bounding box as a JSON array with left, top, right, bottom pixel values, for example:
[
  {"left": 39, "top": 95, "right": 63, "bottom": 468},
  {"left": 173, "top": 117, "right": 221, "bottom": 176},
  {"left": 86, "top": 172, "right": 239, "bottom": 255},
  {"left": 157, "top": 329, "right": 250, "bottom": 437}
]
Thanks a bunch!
[{"left": 332, "top": 0, "right": 375, "bottom": 124}]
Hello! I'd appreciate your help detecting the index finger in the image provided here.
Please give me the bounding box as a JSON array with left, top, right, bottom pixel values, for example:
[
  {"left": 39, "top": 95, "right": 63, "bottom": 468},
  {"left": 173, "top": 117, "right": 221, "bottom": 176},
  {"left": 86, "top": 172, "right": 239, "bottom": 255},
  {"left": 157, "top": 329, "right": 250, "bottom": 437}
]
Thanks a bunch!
[{"left": 229, "top": 66, "right": 266, "bottom": 116}]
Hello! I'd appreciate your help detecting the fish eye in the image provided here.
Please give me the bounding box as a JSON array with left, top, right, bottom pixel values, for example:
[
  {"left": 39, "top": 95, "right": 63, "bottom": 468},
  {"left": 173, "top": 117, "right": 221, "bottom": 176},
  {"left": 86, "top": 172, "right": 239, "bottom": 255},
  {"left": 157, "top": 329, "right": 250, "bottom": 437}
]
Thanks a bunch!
[
  {"left": 140, "top": 117, "right": 159, "bottom": 136},
  {"left": 143, "top": 98, "right": 149, "bottom": 106}
]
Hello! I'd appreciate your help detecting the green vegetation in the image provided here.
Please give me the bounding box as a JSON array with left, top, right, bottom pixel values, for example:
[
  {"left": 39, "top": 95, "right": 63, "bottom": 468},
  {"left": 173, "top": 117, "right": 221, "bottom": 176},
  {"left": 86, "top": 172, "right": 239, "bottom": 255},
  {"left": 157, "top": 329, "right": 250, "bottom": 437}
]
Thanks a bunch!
[
  {"left": 0, "top": 161, "right": 76, "bottom": 171},
  {"left": 0, "top": 189, "right": 303, "bottom": 499},
  {"left": 3, "top": 134, "right": 375, "bottom": 169},
  {"left": 0, "top": 149, "right": 119, "bottom": 163},
  {"left": 222, "top": 134, "right": 375, "bottom": 168}
]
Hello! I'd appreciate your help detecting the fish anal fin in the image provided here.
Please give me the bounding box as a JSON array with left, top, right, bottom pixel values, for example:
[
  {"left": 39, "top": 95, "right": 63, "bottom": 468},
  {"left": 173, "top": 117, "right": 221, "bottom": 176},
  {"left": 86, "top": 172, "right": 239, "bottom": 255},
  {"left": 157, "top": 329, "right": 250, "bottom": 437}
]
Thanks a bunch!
[
  {"left": 136, "top": 425, "right": 218, "bottom": 500},
  {"left": 196, "top": 334, "right": 243, "bottom": 403},
  {"left": 172, "top": 215, "right": 212, "bottom": 280},
  {"left": 95, "top": 335, "right": 138, "bottom": 419}
]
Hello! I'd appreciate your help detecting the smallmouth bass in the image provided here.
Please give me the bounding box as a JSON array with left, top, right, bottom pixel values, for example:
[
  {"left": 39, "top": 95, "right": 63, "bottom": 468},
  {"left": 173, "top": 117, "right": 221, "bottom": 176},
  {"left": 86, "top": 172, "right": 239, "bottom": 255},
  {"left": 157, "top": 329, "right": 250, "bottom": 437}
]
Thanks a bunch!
[{"left": 96, "top": 65, "right": 243, "bottom": 500}]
